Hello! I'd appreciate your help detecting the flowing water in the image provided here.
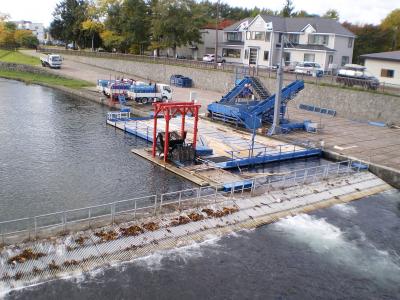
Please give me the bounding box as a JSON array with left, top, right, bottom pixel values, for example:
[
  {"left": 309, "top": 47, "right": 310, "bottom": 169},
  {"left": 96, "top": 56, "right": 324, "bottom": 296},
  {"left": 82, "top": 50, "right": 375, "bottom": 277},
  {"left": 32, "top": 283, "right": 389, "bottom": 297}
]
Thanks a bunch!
[{"left": 1, "top": 80, "right": 399, "bottom": 299}]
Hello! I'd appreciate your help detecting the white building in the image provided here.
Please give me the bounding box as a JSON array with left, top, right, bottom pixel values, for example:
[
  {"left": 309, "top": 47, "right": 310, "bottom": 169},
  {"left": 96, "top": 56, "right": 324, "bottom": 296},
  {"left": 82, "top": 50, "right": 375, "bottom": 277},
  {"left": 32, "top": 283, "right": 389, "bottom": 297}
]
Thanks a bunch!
[
  {"left": 361, "top": 51, "right": 400, "bottom": 86},
  {"left": 173, "top": 20, "right": 236, "bottom": 60},
  {"left": 13, "top": 21, "right": 45, "bottom": 43},
  {"left": 221, "top": 15, "right": 355, "bottom": 72}
]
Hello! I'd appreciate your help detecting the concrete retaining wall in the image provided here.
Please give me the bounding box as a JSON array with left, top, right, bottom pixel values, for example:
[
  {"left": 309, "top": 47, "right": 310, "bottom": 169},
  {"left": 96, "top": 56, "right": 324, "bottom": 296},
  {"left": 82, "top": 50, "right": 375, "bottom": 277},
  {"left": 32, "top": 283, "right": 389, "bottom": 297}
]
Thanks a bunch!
[
  {"left": 52, "top": 55, "right": 400, "bottom": 123},
  {"left": 323, "top": 150, "right": 400, "bottom": 189}
]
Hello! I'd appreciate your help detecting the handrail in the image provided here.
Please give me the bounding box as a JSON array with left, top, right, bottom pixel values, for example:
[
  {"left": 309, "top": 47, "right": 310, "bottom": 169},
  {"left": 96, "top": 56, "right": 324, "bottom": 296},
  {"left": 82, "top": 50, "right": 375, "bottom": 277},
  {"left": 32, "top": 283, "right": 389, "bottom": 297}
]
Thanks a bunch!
[{"left": 0, "top": 160, "right": 367, "bottom": 241}]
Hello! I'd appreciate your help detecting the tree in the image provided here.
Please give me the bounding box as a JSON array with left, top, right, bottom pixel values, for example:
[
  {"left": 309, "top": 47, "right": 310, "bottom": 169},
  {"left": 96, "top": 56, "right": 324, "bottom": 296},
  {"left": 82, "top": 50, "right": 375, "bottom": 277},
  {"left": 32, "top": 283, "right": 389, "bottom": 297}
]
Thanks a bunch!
[
  {"left": 323, "top": 9, "right": 339, "bottom": 20},
  {"left": 14, "top": 30, "right": 39, "bottom": 48},
  {"left": 381, "top": 9, "right": 400, "bottom": 50},
  {"left": 50, "top": 0, "right": 88, "bottom": 48},
  {"left": 120, "top": 0, "right": 150, "bottom": 54},
  {"left": 82, "top": 20, "right": 103, "bottom": 51},
  {"left": 0, "top": 21, "right": 17, "bottom": 49},
  {"left": 100, "top": 29, "right": 123, "bottom": 51},
  {"left": 343, "top": 22, "right": 392, "bottom": 63},
  {"left": 151, "top": 0, "right": 206, "bottom": 57},
  {"left": 280, "top": 0, "right": 295, "bottom": 17}
]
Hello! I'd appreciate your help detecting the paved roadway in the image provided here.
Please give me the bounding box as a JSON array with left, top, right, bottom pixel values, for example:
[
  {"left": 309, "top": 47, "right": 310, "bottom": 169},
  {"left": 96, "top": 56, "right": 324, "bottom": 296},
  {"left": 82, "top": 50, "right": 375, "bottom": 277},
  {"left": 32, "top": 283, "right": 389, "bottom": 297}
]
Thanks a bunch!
[{"left": 22, "top": 50, "right": 400, "bottom": 171}]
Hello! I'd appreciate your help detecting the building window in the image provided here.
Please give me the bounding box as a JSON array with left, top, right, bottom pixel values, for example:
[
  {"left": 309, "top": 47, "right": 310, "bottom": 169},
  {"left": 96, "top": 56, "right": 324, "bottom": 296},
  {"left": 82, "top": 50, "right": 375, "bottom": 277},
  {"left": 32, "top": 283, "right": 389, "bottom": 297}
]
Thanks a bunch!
[
  {"left": 265, "top": 32, "right": 271, "bottom": 42},
  {"left": 341, "top": 56, "right": 349, "bottom": 66},
  {"left": 308, "top": 34, "right": 329, "bottom": 45},
  {"left": 263, "top": 51, "right": 269, "bottom": 61},
  {"left": 222, "top": 48, "right": 241, "bottom": 58},
  {"left": 287, "top": 34, "right": 299, "bottom": 44},
  {"left": 348, "top": 38, "right": 353, "bottom": 48},
  {"left": 247, "top": 31, "right": 265, "bottom": 40},
  {"left": 328, "top": 55, "right": 333, "bottom": 64},
  {"left": 381, "top": 69, "right": 395, "bottom": 78},
  {"left": 244, "top": 49, "right": 249, "bottom": 59},
  {"left": 304, "top": 53, "right": 315, "bottom": 62},
  {"left": 226, "top": 32, "right": 242, "bottom": 42}
]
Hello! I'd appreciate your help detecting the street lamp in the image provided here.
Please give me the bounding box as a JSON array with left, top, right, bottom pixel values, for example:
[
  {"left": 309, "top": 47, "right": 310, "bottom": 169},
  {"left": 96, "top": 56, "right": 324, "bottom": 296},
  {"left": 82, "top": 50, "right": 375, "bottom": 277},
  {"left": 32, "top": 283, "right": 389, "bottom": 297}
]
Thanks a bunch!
[{"left": 214, "top": 0, "right": 220, "bottom": 68}]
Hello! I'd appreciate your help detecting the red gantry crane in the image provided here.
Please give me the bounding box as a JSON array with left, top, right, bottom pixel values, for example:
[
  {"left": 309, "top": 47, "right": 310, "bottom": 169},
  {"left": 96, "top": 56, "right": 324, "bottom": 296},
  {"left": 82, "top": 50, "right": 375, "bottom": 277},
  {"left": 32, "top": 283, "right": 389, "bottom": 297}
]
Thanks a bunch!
[{"left": 152, "top": 102, "right": 201, "bottom": 162}]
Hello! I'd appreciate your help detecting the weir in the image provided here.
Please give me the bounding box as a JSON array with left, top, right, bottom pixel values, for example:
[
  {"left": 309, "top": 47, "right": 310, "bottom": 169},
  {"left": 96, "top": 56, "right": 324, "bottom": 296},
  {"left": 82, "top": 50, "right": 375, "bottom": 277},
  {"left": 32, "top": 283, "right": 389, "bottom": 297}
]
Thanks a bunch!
[{"left": 0, "top": 161, "right": 393, "bottom": 292}]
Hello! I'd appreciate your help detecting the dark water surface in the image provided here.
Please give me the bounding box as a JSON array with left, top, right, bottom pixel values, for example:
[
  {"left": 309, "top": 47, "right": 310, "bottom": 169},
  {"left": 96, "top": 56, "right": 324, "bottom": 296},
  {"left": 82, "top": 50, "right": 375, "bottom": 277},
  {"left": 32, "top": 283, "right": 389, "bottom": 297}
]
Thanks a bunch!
[
  {"left": 1, "top": 80, "right": 399, "bottom": 299},
  {"left": 0, "top": 79, "right": 193, "bottom": 221}
]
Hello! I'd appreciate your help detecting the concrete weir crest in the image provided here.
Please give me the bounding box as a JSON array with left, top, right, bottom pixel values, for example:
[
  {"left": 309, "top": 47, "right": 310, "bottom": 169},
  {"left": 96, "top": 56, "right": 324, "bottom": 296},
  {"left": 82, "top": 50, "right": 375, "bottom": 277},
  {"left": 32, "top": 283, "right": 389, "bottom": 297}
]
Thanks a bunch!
[{"left": 0, "top": 162, "right": 393, "bottom": 292}]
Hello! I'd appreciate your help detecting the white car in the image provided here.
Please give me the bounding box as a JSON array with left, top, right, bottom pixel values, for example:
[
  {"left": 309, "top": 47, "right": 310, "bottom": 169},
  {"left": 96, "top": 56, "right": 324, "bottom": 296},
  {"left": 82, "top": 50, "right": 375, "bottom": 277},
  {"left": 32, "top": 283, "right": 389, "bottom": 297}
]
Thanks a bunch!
[
  {"left": 202, "top": 54, "right": 225, "bottom": 63},
  {"left": 295, "top": 62, "right": 324, "bottom": 77}
]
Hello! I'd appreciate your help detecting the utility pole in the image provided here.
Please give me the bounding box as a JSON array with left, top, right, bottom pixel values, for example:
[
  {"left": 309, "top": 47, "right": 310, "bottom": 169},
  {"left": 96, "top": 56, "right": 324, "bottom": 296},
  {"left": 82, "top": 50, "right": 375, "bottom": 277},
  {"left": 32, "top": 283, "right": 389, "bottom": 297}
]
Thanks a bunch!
[
  {"left": 270, "top": 34, "right": 285, "bottom": 135},
  {"left": 214, "top": 0, "right": 220, "bottom": 68}
]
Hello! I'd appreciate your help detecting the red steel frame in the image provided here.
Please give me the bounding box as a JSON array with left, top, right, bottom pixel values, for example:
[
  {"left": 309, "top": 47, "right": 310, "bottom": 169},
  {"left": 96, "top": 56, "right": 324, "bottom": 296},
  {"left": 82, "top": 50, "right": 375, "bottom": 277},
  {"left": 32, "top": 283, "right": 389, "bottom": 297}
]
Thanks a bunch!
[{"left": 152, "top": 102, "right": 201, "bottom": 162}]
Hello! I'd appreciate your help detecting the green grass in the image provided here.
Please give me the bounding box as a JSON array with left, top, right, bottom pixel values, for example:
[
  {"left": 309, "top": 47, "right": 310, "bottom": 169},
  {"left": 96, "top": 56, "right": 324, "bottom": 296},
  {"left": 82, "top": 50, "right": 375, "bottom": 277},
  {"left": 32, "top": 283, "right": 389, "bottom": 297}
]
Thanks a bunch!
[
  {"left": 0, "top": 49, "right": 40, "bottom": 66},
  {"left": 0, "top": 69, "right": 93, "bottom": 89}
]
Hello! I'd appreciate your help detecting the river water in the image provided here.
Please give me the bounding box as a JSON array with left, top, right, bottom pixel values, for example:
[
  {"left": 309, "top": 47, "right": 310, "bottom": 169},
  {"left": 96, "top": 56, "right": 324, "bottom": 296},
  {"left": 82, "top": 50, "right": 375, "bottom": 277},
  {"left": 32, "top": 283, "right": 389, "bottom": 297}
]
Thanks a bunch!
[{"left": 1, "top": 80, "right": 399, "bottom": 299}]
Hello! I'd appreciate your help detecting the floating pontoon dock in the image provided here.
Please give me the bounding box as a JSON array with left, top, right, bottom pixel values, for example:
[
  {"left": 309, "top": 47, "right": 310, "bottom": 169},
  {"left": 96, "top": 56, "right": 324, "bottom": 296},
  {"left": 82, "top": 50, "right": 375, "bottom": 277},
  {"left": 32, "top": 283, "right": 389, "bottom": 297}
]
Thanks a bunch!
[{"left": 106, "top": 111, "right": 321, "bottom": 185}]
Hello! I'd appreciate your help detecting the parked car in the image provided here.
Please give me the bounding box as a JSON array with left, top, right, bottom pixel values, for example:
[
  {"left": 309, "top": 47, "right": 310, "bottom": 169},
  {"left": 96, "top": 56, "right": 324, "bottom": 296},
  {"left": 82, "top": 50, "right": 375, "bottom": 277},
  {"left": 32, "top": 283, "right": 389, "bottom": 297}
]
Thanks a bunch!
[
  {"left": 284, "top": 61, "right": 299, "bottom": 72},
  {"left": 336, "top": 64, "right": 379, "bottom": 90},
  {"left": 295, "top": 62, "right": 324, "bottom": 77},
  {"left": 202, "top": 54, "right": 225, "bottom": 63}
]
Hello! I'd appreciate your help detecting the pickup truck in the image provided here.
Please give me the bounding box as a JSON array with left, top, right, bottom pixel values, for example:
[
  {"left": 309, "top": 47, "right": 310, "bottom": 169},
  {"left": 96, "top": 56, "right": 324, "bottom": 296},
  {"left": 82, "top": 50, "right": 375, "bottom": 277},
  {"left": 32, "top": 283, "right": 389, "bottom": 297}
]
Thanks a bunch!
[
  {"left": 336, "top": 64, "right": 379, "bottom": 90},
  {"left": 40, "top": 54, "right": 62, "bottom": 69}
]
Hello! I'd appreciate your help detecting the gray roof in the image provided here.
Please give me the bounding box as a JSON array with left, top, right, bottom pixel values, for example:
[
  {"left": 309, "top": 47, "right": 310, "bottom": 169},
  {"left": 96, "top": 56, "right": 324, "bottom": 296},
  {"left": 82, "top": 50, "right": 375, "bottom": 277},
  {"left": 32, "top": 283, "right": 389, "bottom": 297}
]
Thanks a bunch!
[
  {"left": 360, "top": 51, "right": 400, "bottom": 62},
  {"left": 223, "top": 18, "right": 253, "bottom": 31},
  {"left": 257, "top": 15, "right": 355, "bottom": 36}
]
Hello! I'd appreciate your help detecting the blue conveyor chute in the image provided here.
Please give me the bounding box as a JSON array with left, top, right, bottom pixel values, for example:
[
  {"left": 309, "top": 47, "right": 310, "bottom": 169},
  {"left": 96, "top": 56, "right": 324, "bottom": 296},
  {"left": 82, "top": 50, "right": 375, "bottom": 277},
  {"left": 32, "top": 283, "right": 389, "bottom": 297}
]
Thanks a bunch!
[{"left": 208, "top": 80, "right": 304, "bottom": 129}]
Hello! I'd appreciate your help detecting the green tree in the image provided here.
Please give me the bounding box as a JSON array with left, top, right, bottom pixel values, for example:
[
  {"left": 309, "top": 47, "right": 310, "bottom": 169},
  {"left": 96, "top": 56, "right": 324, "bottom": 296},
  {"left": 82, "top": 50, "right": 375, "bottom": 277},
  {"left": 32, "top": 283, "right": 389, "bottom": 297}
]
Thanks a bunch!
[
  {"left": 14, "top": 30, "right": 39, "bottom": 48},
  {"left": 322, "top": 9, "right": 339, "bottom": 20},
  {"left": 343, "top": 22, "right": 392, "bottom": 63},
  {"left": 280, "top": 0, "right": 295, "bottom": 17},
  {"left": 381, "top": 9, "right": 400, "bottom": 50},
  {"left": 120, "top": 0, "right": 150, "bottom": 54},
  {"left": 151, "top": 0, "right": 205, "bottom": 57},
  {"left": 50, "top": 0, "right": 88, "bottom": 48},
  {"left": 100, "top": 29, "right": 123, "bottom": 51},
  {"left": 0, "top": 21, "right": 17, "bottom": 49}
]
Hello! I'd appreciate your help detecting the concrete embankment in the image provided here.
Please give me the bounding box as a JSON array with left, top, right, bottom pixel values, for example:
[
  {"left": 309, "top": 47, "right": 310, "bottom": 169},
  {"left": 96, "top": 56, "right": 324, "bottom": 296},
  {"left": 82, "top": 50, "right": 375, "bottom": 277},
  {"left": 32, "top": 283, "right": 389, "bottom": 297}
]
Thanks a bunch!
[
  {"left": 59, "top": 53, "right": 400, "bottom": 124},
  {"left": 323, "top": 151, "right": 400, "bottom": 189}
]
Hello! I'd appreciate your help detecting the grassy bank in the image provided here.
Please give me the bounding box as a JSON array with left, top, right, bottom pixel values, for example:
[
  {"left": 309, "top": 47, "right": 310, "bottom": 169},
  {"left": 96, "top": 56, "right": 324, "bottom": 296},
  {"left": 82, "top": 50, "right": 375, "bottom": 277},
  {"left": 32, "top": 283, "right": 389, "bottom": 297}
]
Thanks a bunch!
[
  {"left": 0, "top": 49, "right": 40, "bottom": 66},
  {"left": 0, "top": 69, "right": 93, "bottom": 89}
]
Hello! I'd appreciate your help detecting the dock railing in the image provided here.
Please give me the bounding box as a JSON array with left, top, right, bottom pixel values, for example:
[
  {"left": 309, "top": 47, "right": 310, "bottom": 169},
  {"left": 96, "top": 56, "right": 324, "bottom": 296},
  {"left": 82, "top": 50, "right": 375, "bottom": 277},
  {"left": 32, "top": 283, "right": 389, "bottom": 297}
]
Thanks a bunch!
[{"left": 0, "top": 160, "right": 367, "bottom": 244}]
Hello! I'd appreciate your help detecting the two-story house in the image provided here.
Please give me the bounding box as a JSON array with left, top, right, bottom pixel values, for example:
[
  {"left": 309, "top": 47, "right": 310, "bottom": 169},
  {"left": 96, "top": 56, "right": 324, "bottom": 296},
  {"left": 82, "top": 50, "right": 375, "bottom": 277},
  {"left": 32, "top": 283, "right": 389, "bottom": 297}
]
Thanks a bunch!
[
  {"left": 220, "top": 18, "right": 253, "bottom": 64},
  {"left": 223, "top": 15, "right": 355, "bottom": 72}
]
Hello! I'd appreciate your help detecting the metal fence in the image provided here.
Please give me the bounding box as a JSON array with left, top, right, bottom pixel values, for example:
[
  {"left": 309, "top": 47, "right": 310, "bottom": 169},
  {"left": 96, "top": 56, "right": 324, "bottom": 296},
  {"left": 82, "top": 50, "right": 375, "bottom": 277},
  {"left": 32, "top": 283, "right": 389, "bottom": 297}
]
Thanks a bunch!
[
  {"left": 0, "top": 160, "right": 367, "bottom": 244},
  {"left": 37, "top": 47, "right": 400, "bottom": 97}
]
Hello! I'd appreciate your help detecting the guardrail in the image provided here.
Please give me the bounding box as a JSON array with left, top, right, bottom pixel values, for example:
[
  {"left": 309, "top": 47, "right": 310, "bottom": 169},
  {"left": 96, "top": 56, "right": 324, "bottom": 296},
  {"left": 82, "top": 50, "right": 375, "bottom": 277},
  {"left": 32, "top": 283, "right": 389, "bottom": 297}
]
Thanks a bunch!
[
  {"left": 38, "top": 47, "right": 400, "bottom": 97},
  {"left": 0, "top": 160, "right": 367, "bottom": 244}
]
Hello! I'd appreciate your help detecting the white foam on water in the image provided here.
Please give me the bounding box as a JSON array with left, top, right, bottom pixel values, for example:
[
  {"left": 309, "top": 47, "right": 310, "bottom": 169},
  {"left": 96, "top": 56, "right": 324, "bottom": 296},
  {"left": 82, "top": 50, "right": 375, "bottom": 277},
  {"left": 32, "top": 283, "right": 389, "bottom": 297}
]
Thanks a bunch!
[
  {"left": 134, "top": 234, "right": 223, "bottom": 271},
  {"left": 331, "top": 203, "right": 357, "bottom": 216},
  {"left": 274, "top": 214, "right": 400, "bottom": 285}
]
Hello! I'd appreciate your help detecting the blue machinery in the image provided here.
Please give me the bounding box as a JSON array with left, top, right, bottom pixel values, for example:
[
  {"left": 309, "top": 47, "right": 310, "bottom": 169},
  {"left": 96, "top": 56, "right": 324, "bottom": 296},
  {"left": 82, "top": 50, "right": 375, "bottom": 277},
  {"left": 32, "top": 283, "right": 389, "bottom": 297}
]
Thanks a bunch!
[{"left": 207, "top": 77, "right": 304, "bottom": 130}]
